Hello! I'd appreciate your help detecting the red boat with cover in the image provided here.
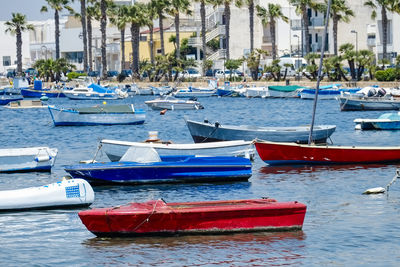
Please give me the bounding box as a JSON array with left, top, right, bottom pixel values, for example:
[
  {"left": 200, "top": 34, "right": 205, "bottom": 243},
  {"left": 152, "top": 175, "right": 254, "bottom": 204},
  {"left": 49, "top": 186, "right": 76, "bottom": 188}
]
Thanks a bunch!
[
  {"left": 255, "top": 140, "right": 400, "bottom": 165},
  {"left": 78, "top": 198, "right": 307, "bottom": 237}
]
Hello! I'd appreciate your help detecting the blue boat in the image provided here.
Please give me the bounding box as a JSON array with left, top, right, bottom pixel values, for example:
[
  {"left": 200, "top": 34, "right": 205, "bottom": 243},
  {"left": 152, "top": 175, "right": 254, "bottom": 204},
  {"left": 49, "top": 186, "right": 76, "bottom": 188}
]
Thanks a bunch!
[
  {"left": 354, "top": 112, "right": 400, "bottom": 130},
  {"left": 299, "top": 84, "right": 360, "bottom": 100},
  {"left": 65, "top": 147, "right": 252, "bottom": 184},
  {"left": 48, "top": 104, "right": 145, "bottom": 126},
  {"left": 0, "top": 96, "right": 23, "bottom": 105},
  {"left": 21, "top": 81, "right": 66, "bottom": 98}
]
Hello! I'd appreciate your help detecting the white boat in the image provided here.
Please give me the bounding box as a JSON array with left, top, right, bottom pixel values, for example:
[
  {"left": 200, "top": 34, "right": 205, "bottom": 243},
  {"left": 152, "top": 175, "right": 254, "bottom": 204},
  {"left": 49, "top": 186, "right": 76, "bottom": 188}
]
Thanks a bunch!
[
  {"left": 150, "top": 85, "right": 173, "bottom": 95},
  {"left": 5, "top": 99, "right": 47, "bottom": 109},
  {"left": 244, "top": 86, "right": 269, "bottom": 98},
  {"left": 63, "top": 84, "right": 128, "bottom": 100},
  {"left": 48, "top": 104, "right": 146, "bottom": 126},
  {"left": 0, "top": 178, "right": 94, "bottom": 211},
  {"left": 173, "top": 87, "right": 216, "bottom": 98},
  {"left": 145, "top": 96, "right": 204, "bottom": 110},
  {"left": 0, "top": 147, "right": 58, "bottom": 172},
  {"left": 100, "top": 139, "right": 256, "bottom": 161}
]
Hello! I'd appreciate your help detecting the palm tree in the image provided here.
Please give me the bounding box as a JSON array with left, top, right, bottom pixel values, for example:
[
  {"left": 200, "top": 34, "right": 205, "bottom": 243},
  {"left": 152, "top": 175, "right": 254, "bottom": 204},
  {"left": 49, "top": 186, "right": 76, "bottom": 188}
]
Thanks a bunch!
[
  {"left": 153, "top": 0, "right": 170, "bottom": 56},
  {"left": 70, "top": 0, "right": 89, "bottom": 71},
  {"left": 288, "top": 0, "right": 320, "bottom": 55},
  {"left": 109, "top": 4, "right": 130, "bottom": 72},
  {"left": 4, "top": 13, "right": 34, "bottom": 76},
  {"left": 99, "top": 0, "right": 107, "bottom": 79},
  {"left": 168, "top": 0, "right": 192, "bottom": 59},
  {"left": 236, "top": 0, "right": 255, "bottom": 52},
  {"left": 194, "top": 0, "right": 207, "bottom": 74},
  {"left": 256, "top": 4, "right": 288, "bottom": 60},
  {"left": 326, "top": 0, "right": 354, "bottom": 55},
  {"left": 211, "top": 0, "right": 241, "bottom": 60},
  {"left": 86, "top": 1, "right": 100, "bottom": 72},
  {"left": 80, "top": 0, "right": 88, "bottom": 72},
  {"left": 41, "top": 0, "right": 73, "bottom": 59},
  {"left": 144, "top": 1, "right": 158, "bottom": 65},
  {"left": 128, "top": 3, "right": 147, "bottom": 78},
  {"left": 364, "top": 0, "right": 399, "bottom": 61}
]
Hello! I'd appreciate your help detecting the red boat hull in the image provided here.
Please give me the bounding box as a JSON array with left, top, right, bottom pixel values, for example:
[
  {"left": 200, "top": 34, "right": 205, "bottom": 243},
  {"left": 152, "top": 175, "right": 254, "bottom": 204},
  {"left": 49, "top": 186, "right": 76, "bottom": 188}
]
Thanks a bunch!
[
  {"left": 255, "top": 141, "right": 400, "bottom": 165},
  {"left": 78, "top": 199, "right": 307, "bottom": 237}
]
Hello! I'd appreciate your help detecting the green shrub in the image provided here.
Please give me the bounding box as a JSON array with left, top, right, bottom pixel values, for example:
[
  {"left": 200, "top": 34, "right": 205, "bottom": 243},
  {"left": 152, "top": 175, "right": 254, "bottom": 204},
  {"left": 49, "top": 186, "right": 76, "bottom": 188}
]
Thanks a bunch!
[
  {"left": 385, "top": 68, "right": 396, "bottom": 81},
  {"left": 375, "top": 70, "right": 386, "bottom": 81},
  {"left": 67, "top": 72, "right": 87, "bottom": 81}
]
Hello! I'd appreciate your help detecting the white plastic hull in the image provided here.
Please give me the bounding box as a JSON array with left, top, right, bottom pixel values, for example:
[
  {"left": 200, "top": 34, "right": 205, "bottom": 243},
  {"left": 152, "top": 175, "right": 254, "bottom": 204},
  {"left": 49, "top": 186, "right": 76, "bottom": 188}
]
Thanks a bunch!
[
  {"left": 48, "top": 107, "right": 146, "bottom": 126},
  {"left": 101, "top": 139, "right": 255, "bottom": 161},
  {"left": 0, "top": 147, "right": 58, "bottom": 172},
  {"left": 0, "top": 179, "right": 94, "bottom": 211}
]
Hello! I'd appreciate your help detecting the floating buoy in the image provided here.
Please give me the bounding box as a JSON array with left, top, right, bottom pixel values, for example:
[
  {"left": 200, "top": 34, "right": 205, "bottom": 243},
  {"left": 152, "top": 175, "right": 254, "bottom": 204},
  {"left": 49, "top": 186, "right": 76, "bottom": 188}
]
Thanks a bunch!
[
  {"left": 40, "top": 96, "right": 49, "bottom": 101},
  {"left": 363, "top": 170, "right": 400, "bottom": 195},
  {"left": 160, "top": 109, "right": 167, "bottom": 115},
  {"left": 103, "top": 101, "right": 107, "bottom": 105}
]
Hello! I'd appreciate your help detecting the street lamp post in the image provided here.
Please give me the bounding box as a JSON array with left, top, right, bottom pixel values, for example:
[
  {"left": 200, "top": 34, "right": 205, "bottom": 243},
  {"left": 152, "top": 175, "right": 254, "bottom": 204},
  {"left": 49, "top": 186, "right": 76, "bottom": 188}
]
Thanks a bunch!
[
  {"left": 293, "top": 34, "right": 300, "bottom": 70},
  {"left": 351, "top": 30, "right": 358, "bottom": 80}
]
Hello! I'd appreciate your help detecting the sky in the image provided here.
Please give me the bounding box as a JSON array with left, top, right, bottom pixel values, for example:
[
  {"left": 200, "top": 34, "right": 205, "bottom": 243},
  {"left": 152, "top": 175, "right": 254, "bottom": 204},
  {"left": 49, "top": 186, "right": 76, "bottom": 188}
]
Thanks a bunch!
[{"left": 0, "top": 0, "right": 80, "bottom": 21}]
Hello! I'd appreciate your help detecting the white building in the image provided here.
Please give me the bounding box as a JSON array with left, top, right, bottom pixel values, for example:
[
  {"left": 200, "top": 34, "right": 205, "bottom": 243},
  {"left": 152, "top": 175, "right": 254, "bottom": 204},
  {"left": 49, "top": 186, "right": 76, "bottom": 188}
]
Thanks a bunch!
[{"left": 0, "top": 21, "right": 31, "bottom": 74}]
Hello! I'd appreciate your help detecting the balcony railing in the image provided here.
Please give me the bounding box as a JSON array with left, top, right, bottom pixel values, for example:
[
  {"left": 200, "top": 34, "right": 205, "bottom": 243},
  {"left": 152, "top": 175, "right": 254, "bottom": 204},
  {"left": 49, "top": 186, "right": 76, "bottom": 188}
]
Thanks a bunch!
[
  {"left": 367, "top": 38, "right": 376, "bottom": 47},
  {"left": 310, "top": 18, "right": 324, "bottom": 28},
  {"left": 291, "top": 19, "right": 302, "bottom": 31}
]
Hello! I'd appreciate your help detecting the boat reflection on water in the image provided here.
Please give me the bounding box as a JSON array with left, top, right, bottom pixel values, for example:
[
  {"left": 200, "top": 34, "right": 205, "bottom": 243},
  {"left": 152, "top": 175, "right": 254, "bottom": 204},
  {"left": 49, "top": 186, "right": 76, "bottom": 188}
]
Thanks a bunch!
[
  {"left": 258, "top": 164, "right": 395, "bottom": 176},
  {"left": 82, "top": 231, "right": 306, "bottom": 265},
  {"left": 82, "top": 230, "right": 305, "bottom": 248}
]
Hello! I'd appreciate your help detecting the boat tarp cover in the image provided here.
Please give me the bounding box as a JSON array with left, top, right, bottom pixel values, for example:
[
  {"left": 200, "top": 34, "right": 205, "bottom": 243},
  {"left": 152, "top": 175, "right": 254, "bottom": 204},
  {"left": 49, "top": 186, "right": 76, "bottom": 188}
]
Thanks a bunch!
[
  {"left": 120, "top": 147, "right": 161, "bottom": 163},
  {"left": 76, "top": 104, "right": 134, "bottom": 114},
  {"left": 88, "top": 83, "right": 114, "bottom": 94},
  {"left": 268, "top": 85, "right": 304, "bottom": 92}
]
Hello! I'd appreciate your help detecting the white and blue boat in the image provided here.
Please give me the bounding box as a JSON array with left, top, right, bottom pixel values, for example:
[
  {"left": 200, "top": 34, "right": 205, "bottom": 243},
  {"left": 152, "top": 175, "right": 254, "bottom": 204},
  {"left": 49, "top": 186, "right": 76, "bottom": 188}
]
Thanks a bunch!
[
  {"left": 63, "top": 83, "right": 128, "bottom": 100},
  {"left": 48, "top": 104, "right": 145, "bottom": 126},
  {"left": 65, "top": 147, "right": 252, "bottom": 184},
  {"left": 299, "top": 84, "right": 359, "bottom": 100},
  {"left": 354, "top": 112, "right": 400, "bottom": 130},
  {"left": 20, "top": 80, "right": 66, "bottom": 98},
  {"left": 173, "top": 87, "right": 216, "bottom": 98},
  {"left": 0, "top": 178, "right": 94, "bottom": 211},
  {"left": 0, "top": 147, "right": 58, "bottom": 173},
  {"left": 0, "top": 95, "right": 23, "bottom": 105}
]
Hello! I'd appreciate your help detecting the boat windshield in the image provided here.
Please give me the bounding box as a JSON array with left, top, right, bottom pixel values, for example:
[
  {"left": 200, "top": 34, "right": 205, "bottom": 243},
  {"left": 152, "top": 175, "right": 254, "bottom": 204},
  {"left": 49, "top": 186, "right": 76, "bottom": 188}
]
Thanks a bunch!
[{"left": 120, "top": 147, "right": 161, "bottom": 163}]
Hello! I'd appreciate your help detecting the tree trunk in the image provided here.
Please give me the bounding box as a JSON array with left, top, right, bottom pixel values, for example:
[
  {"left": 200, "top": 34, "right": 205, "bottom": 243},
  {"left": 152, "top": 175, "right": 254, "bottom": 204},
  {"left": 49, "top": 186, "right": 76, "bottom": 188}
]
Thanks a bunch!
[
  {"left": 87, "top": 16, "right": 93, "bottom": 72},
  {"left": 130, "top": 23, "right": 140, "bottom": 78},
  {"left": 271, "top": 20, "right": 276, "bottom": 60},
  {"left": 224, "top": 2, "right": 230, "bottom": 60},
  {"left": 248, "top": 0, "right": 254, "bottom": 52},
  {"left": 149, "top": 25, "right": 155, "bottom": 65},
  {"left": 80, "top": 0, "right": 88, "bottom": 72},
  {"left": 302, "top": 5, "right": 310, "bottom": 55},
  {"left": 381, "top": 7, "right": 387, "bottom": 60},
  {"left": 158, "top": 11, "right": 165, "bottom": 56},
  {"left": 200, "top": 0, "right": 206, "bottom": 75},
  {"left": 120, "top": 29, "right": 125, "bottom": 72},
  {"left": 100, "top": 0, "right": 107, "bottom": 79},
  {"left": 16, "top": 29, "right": 22, "bottom": 76},
  {"left": 333, "top": 14, "right": 338, "bottom": 56},
  {"left": 55, "top": 10, "right": 60, "bottom": 59},
  {"left": 175, "top": 13, "right": 180, "bottom": 59}
]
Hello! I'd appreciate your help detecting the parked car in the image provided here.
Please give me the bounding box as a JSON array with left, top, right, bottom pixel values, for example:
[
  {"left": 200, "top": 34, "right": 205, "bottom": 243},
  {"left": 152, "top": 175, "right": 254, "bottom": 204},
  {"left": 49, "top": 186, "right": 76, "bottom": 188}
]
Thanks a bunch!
[
  {"left": 107, "top": 70, "right": 118, "bottom": 77},
  {"left": 179, "top": 68, "right": 201, "bottom": 79},
  {"left": 88, "top": 71, "right": 99, "bottom": 77},
  {"left": 215, "top": 70, "right": 239, "bottom": 79},
  {"left": 121, "top": 69, "right": 132, "bottom": 77}
]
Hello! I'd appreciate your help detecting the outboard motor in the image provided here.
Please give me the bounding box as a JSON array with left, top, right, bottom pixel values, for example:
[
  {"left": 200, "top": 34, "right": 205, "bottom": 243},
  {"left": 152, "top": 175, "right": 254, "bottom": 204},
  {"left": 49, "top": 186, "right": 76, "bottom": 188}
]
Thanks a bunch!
[
  {"left": 377, "top": 88, "right": 386, "bottom": 97},
  {"left": 367, "top": 88, "right": 377, "bottom": 97}
]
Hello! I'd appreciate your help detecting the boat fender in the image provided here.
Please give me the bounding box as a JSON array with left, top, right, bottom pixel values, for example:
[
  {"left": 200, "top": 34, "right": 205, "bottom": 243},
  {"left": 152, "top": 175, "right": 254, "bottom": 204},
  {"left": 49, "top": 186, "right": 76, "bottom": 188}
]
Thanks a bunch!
[
  {"left": 35, "top": 155, "right": 51, "bottom": 162},
  {"left": 160, "top": 109, "right": 167, "bottom": 115}
]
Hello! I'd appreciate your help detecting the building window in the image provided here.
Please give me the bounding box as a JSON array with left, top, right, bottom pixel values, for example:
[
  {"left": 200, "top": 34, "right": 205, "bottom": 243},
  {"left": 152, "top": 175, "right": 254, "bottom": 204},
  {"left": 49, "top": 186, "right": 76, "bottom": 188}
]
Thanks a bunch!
[
  {"left": 3, "top": 56, "right": 11, "bottom": 66},
  {"left": 157, "top": 49, "right": 162, "bottom": 54},
  {"left": 140, "top": 35, "right": 147, "bottom": 41}
]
